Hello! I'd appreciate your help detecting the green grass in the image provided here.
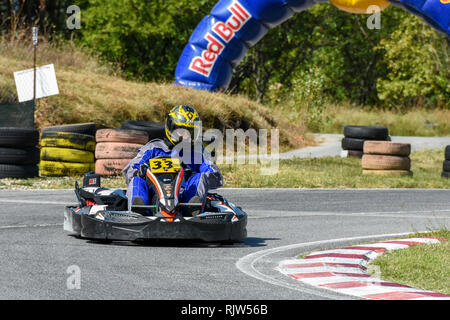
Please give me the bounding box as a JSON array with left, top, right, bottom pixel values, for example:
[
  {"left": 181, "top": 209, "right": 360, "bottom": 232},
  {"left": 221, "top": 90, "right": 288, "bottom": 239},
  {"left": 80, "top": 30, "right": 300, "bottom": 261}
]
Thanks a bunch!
[
  {"left": 296, "top": 230, "right": 449, "bottom": 294},
  {"left": 220, "top": 149, "right": 450, "bottom": 189},
  {"left": 0, "top": 176, "right": 126, "bottom": 190},
  {"left": 317, "top": 104, "right": 450, "bottom": 137},
  {"left": 369, "top": 229, "right": 450, "bottom": 295},
  {"left": 0, "top": 149, "right": 448, "bottom": 190}
]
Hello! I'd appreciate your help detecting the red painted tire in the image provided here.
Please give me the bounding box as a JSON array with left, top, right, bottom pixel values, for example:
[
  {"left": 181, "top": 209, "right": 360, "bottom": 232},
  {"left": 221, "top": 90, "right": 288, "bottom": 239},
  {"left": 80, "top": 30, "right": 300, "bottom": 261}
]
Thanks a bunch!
[
  {"left": 95, "top": 158, "right": 132, "bottom": 176},
  {"left": 364, "top": 141, "right": 411, "bottom": 156},
  {"left": 95, "top": 142, "right": 142, "bottom": 159},
  {"left": 362, "top": 155, "right": 411, "bottom": 170},
  {"left": 95, "top": 128, "right": 148, "bottom": 144}
]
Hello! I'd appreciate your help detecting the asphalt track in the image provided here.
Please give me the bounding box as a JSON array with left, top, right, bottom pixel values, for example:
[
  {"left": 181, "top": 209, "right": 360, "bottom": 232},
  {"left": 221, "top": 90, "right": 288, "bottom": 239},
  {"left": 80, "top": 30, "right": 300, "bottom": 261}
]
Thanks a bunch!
[{"left": 0, "top": 188, "right": 449, "bottom": 300}]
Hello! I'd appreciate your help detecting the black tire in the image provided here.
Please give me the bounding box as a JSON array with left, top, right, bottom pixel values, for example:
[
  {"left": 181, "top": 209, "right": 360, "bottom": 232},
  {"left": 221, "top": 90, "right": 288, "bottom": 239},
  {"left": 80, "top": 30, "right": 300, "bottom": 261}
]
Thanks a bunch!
[
  {"left": 0, "top": 164, "right": 38, "bottom": 178},
  {"left": 42, "top": 123, "right": 96, "bottom": 137},
  {"left": 0, "top": 127, "right": 39, "bottom": 148},
  {"left": 0, "top": 147, "right": 40, "bottom": 165},
  {"left": 344, "top": 125, "right": 389, "bottom": 140},
  {"left": 442, "top": 171, "right": 450, "bottom": 178},
  {"left": 342, "top": 137, "right": 366, "bottom": 151},
  {"left": 121, "top": 120, "right": 165, "bottom": 140},
  {"left": 443, "top": 160, "right": 450, "bottom": 173},
  {"left": 445, "top": 145, "right": 450, "bottom": 160}
]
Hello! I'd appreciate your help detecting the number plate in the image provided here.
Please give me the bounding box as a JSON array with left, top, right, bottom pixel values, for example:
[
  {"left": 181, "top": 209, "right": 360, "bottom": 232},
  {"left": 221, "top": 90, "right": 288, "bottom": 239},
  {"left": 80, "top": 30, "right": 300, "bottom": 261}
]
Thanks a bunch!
[{"left": 149, "top": 158, "right": 181, "bottom": 173}]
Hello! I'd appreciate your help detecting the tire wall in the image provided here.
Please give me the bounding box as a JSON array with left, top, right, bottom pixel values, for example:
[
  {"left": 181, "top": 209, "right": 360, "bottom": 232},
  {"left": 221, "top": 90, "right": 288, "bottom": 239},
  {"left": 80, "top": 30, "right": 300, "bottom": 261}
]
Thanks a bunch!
[
  {"left": 341, "top": 125, "right": 390, "bottom": 158},
  {"left": 362, "top": 141, "right": 413, "bottom": 176},
  {"left": 0, "top": 128, "right": 40, "bottom": 178},
  {"left": 175, "top": 0, "right": 449, "bottom": 92},
  {"left": 94, "top": 129, "right": 148, "bottom": 176}
]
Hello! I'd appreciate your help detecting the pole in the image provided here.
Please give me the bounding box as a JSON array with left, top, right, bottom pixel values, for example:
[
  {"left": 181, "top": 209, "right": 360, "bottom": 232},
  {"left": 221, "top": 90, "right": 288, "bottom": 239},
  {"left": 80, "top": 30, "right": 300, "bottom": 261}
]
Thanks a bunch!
[
  {"left": 32, "top": 27, "right": 38, "bottom": 123},
  {"left": 32, "top": 27, "right": 38, "bottom": 101}
]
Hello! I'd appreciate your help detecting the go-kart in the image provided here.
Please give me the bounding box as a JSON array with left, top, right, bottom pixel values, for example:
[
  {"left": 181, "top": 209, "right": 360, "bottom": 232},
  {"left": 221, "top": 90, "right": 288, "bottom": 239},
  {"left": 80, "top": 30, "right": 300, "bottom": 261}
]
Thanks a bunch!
[{"left": 63, "top": 157, "right": 247, "bottom": 242}]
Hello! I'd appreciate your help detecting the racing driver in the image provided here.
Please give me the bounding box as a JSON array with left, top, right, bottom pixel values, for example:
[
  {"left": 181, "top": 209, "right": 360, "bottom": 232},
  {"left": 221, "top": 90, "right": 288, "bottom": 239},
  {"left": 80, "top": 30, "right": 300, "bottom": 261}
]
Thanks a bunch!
[{"left": 122, "top": 105, "right": 223, "bottom": 216}]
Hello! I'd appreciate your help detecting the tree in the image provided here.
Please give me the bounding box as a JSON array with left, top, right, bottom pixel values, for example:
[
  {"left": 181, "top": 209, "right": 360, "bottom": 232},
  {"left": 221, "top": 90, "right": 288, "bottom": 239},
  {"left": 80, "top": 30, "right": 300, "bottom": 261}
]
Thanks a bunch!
[
  {"left": 79, "top": 0, "right": 214, "bottom": 81},
  {"left": 0, "top": 0, "right": 75, "bottom": 39},
  {"left": 376, "top": 15, "right": 450, "bottom": 109}
]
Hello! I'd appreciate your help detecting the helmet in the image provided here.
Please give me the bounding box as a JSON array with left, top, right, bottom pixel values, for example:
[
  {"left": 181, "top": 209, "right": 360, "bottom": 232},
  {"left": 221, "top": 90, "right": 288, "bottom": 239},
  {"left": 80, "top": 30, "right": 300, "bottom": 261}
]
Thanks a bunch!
[{"left": 165, "top": 105, "right": 202, "bottom": 145}]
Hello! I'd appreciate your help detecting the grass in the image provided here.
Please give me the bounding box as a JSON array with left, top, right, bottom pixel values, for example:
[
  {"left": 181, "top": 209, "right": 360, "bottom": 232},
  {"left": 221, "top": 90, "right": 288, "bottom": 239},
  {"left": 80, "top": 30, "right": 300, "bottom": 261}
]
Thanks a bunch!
[
  {"left": 0, "top": 176, "right": 125, "bottom": 190},
  {"left": 317, "top": 103, "right": 450, "bottom": 137},
  {"left": 296, "top": 229, "right": 449, "bottom": 295},
  {"left": 0, "top": 37, "right": 308, "bottom": 152},
  {"left": 0, "top": 149, "right": 448, "bottom": 190},
  {"left": 220, "top": 149, "right": 450, "bottom": 189},
  {"left": 369, "top": 229, "right": 450, "bottom": 295}
]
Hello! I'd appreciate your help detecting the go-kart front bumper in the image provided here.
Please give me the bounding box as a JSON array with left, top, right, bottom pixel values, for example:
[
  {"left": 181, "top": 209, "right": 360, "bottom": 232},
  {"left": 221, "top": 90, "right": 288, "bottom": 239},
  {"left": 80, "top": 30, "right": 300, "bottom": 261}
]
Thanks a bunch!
[{"left": 64, "top": 206, "right": 247, "bottom": 242}]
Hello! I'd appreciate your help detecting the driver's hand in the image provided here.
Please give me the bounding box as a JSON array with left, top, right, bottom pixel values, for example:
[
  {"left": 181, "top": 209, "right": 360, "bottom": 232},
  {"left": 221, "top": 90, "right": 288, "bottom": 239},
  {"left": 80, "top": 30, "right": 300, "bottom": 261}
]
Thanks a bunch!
[{"left": 138, "top": 162, "right": 149, "bottom": 178}]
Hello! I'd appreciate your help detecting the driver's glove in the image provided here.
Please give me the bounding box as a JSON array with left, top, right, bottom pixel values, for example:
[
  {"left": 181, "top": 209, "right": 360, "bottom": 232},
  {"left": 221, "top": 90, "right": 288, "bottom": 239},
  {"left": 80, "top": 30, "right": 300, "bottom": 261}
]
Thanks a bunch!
[{"left": 138, "top": 162, "right": 150, "bottom": 178}]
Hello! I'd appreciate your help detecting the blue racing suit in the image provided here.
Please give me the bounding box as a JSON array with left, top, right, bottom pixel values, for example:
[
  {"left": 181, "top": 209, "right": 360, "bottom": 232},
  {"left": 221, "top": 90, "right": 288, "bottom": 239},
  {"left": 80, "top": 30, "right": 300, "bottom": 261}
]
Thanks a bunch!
[{"left": 122, "top": 139, "right": 223, "bottom": 210}]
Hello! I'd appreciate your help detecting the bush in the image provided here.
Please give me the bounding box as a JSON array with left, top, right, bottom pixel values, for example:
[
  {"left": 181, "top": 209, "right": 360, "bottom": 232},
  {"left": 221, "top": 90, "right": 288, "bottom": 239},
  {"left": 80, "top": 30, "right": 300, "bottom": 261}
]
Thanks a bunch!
[
  {"left": 376, "top": 16, "right": 450, "bottom": 109},
  {"left": 79, "top": 0, "right": 213, "bottom": 81}
]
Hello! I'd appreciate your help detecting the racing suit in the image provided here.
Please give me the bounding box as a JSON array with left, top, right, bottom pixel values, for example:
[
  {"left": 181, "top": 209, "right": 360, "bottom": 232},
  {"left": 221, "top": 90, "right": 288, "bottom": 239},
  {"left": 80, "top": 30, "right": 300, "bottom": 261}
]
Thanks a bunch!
[{"left": 122, "top": 139, "right": 223, "bottom": 211}]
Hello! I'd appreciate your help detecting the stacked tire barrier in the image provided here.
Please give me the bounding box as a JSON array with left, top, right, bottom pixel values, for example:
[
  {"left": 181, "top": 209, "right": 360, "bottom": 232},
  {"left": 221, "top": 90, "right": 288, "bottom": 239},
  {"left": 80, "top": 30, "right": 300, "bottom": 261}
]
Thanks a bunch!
[
  {"left": 342, "top": 125, "right": 390, "bottom": 158},
  {"left": 95, "top": 128, "right": 149, "bottom": 176},
  {"left": 39, "top": 123, "right": 97, "bottom": 177},
  {"left": 442, "top": 145, "right": 450, "bottom": 178},
  {"left": 0, "top": 128, "right": 40, "bottom": 178},
  {"left": 362, "top": 141, "right": 412, "bottom": 176}
]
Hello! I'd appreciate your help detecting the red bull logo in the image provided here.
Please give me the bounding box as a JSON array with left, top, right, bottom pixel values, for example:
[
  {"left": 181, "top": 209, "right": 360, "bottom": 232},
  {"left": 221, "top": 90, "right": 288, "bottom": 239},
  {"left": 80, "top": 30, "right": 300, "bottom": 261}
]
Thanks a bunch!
[
  {"left": 189, "top": 0, "right": 251, "bottom": 77},
  {"left": 440, "top": 0, "right": 449, "bottom": 3}
]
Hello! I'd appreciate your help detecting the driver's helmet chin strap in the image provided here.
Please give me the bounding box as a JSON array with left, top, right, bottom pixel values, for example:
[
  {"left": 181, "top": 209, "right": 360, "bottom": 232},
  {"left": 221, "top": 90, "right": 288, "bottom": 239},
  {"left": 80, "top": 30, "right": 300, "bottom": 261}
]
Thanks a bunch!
[{"left": 163, "top": 137, "right": 175, "bottom": 150}]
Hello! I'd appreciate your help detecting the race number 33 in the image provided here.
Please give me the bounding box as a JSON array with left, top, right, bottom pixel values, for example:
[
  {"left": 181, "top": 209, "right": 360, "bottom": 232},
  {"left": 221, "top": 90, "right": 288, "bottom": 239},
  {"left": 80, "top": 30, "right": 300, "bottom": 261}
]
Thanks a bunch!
[{"left": 149, "top": 158, "right": 181, "bottom": 173}]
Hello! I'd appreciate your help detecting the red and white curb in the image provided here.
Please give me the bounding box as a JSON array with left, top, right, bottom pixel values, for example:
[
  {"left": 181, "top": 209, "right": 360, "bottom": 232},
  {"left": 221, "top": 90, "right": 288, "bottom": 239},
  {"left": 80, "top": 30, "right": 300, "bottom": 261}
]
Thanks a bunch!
[{"left": 277, "top": 237, "right": 450, "bottom": 300}]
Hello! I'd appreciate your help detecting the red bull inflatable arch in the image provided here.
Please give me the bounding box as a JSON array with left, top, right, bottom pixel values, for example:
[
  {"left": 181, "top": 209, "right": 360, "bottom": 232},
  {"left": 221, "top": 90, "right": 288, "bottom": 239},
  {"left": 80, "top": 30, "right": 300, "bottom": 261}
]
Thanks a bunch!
[{"left": 175, "top": 0, "right": 450, "bottom": 92}]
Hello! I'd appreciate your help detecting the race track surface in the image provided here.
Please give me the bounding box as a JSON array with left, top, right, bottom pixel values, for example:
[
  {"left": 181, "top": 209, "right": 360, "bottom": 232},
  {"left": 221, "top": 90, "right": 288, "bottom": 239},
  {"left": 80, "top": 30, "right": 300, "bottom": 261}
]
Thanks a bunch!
[{"left": 0, "top": 188, "right": 449, "bottom": 300}]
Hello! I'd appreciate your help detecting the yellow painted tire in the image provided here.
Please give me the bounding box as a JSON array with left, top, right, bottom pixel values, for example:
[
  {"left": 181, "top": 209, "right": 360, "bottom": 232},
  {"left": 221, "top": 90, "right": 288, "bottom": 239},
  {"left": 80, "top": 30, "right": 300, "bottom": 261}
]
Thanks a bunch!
[
  {"left": 40, "top": 131, "right": 96, "bottom": 152},
  {"left": 330, "top": 0, "right": 389, "bottom": 14},
  {"left": 40, "top": 147, "right": 94, "bottom": 163},
  {"left": 39, "top": 160, "right": 93, "bottom": 177}
]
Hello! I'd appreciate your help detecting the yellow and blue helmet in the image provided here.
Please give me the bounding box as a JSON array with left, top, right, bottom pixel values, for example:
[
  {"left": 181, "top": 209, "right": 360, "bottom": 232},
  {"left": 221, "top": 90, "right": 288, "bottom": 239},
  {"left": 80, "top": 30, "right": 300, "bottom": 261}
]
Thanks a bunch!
[{"left": 165, "top": 105, "right": 201, "bottom": 145}]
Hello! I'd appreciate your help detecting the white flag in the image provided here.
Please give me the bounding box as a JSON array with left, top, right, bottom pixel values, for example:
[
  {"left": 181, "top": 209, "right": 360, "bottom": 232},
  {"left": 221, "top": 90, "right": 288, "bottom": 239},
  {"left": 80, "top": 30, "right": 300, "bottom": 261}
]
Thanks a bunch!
[{"left": 14, "top": 64, "right": 59, "bottom": 102}]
